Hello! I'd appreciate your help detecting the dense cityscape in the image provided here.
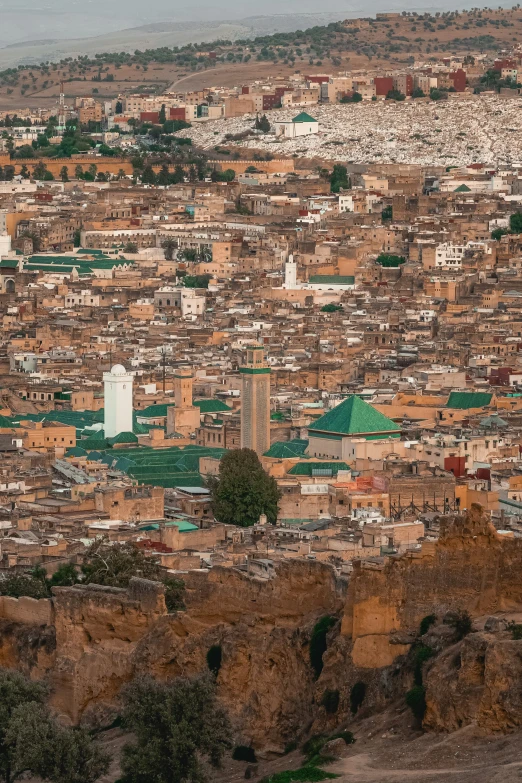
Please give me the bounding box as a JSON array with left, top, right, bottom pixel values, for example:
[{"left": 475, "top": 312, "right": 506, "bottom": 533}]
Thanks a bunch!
[{"left": 0, "top": 8, "right": 522, "bottom": 783}]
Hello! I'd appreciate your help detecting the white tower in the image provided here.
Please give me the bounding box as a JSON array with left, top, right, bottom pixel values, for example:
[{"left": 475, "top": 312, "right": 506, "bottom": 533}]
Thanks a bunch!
[
  {"left": 284, "top": 254, "right": 297, "bottom": 289},
  {"left": 103, "top": 364, "right": 133, "bottom": 438}
]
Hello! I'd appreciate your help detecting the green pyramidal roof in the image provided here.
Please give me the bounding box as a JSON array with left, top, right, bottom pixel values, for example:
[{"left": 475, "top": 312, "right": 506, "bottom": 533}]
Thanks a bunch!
[
  {"left": 292, "top": 111, "right": 317, "bottom": 123},
  {"left": 309, "top": 395, "right": 400, "bottom": 437}
]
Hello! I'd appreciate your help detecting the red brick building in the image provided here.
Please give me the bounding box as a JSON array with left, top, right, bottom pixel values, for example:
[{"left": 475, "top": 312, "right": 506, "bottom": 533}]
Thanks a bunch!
[{"left": 374, "top": 76, "right": 394, "bottom": 96}]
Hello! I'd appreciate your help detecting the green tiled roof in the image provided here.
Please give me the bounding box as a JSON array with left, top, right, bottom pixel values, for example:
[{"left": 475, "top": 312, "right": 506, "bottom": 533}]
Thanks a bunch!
[
  {"left": 107, "top": 431, "right": 138, "bottom": 445},
  {"left": 288, "top": 461, "right": 350, "bottom": 476},
  {"left": 264, "top": 439, "right": 309, "bottom": 458},
  {"left": 309, "top": 395, "right": 400, "bottom": 437},
  {"left": 80, "top": 444, "right": 227, "bottom": 488},
  {"left": 454, "top": 184, "right": 471, "bottom": 192},
  {"left": 137, "top": 403, "right": 175, "bottom": 419},
  {"left": 446, "top": 392, "right": 492, "bottom": 410},
  {"left": 194, "top": 399, "right": 233, "bottom": 413},
  {"left": 308, "top": 275, "right": 355, "bottom": 285},
  {"left": 65, "top": 446, "right": 88, "bottom": 457},
  {"left": 292, "top": 112, "right": 317, "bottom": 123}
]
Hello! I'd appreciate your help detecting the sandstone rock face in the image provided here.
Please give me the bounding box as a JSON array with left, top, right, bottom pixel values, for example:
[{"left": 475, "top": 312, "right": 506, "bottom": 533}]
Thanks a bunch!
[
  {"left": 2, "top": 507, "right": 522, "bottom": 742},
  {"left": 47, "top": 562, "right": 343, "bottom": 747},
  {"left": 424, "top": 632, "right": 522, "bottom": 732},
  {"left": 342, "top": 505, "right": 522, "bottom": 668}
]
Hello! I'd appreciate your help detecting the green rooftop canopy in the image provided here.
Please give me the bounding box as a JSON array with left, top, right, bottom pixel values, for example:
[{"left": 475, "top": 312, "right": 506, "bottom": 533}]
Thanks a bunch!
[
  {"left": 292, "top": 112, "right": 317, "bottom": 123},
  {"left": 309, "top": 395, "right": 400, "bottom": 438}
]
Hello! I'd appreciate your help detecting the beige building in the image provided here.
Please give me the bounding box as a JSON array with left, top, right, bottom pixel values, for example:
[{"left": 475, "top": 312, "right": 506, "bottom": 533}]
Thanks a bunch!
[{"left": 240, "top": 346, "right": 271, "bottom": 456}]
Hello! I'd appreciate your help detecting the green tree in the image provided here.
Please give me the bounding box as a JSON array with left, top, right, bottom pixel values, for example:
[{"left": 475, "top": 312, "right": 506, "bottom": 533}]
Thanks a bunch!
[
  {"left": 60, "top": 165, "right": 69, "bottom": 182},
  {"left": 19, "top": 165, "right": 30, "bottom": 179},
  {"left": 412, "top": 87, "right": 425, "bottom": 98},
  {"left": 340, "top": 91, "right": 362, "bottom": 103},
  {"left": 510, "top": 212, "right": 522, "bottom": 234},
  {"left": 156, "top": 164, "right": 170, "bottom": 186},
  {"left": 73, "top": 229, "right": 81, "bottom": 247},
  {"left": 491, "top": 227, "right": 508, "bottom": 241},
  {"left": 0, "top": 669, "right": 47, "bottom": 783},
  {"left": 171, "top": 164, "right": 185, "bottom": 184},
  {"left": 254, "top": 114, "right": 271, "bottom": 133},
  {"left": 0, "top": 669, "right": 109, "bottom": 783},
  {"left": 161, "top": 238, "right": 177, "bottom": 261},
  {"left": 209, "top": 449, "right": 281, "bottom": 527},
  {"left": 47, "top": 563, "right": 79, "bottom": 588},
  {"left": 7, "top": 703, "right": 109, "bottom": 783},
  {"left": 82, "top": 539, "right": 161, "bottom": 587},
  {"left": 330, "top": 163, "right": 350, "bottom": 193},
  {"left": 75, "top": 165, "right": 83, "bottom": 179},
  {"left": 0, "top": 573, "right": 48, "bottom": 599},
  {"left": 32, "top": 161, "right": 48, "bottom": 180},
  {"left": 123, "top": 241, "right": 138, "bottom": 254},
  {"left": 381, "top": 205, "right": 393, "bottom": 222},
  {"left": 158, "top": 104, "right": 167, "bottom": 124},
  {"left": 141, "top": 164, "right": 156, "bottom": 185},
  {"left": 321, "top": 303, "right": 341, "bottom": 312},
  {"left": 386, "top": 88, "right": 405, "bottom": 100},
  {"left": 210, "top": 168, "right": 235, "bottom": 182},
  {"left": 115, "top": 100, "right": 123, "bottom": 114},
  {"left": 119, "top": 675, "right": 231, "bottom": 783}
]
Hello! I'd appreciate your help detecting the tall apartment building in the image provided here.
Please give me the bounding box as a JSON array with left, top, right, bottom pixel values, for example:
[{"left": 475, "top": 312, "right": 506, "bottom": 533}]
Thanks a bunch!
[{"left": 240, "top": 345, "right": 271, "bottom": 456}]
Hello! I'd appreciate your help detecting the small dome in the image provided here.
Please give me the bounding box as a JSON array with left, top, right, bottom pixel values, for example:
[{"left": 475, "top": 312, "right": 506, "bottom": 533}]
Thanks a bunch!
[{"left": 110, "top": 364, "right": 127, "bottom": 375}]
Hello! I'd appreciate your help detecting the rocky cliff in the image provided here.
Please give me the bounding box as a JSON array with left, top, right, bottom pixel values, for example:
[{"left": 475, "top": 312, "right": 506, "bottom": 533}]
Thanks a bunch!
[{"left": 2, "top": 506, "right": 522, "bottom": 746}]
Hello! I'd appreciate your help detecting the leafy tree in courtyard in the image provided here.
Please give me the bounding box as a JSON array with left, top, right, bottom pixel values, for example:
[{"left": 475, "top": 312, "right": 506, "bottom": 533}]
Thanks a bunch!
[
  {"left": 119, "top": 674, "right": 231, "bottom": 783},
  {"left": 0, "top": 669, "right": 109, "bottom": 783},
  {"left": 123, "top": 241, "right": 138, "bottom": 254},
  {"left": 381, "top": 205, "right": 393, "bottom": 222},
  {"left": 208, "top": 448, "right": 280, "bottom": 527},
  {"left": 330, "top": 164, "right": 350, "bottom": 193}
]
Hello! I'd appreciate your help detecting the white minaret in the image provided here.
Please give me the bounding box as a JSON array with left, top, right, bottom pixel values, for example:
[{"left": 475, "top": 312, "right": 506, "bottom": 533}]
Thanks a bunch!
[
  {"left": 103, "top": 364, "right": 133, "bottom": 438},
  {"left": 284, "top": 254, "right": 297, "bottom": 289}
]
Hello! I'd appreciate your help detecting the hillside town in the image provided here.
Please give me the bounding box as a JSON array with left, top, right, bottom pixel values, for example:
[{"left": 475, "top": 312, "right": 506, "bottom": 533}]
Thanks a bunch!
[{"left": 0, "top": 35, "right": 522, "bottom": 578}]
